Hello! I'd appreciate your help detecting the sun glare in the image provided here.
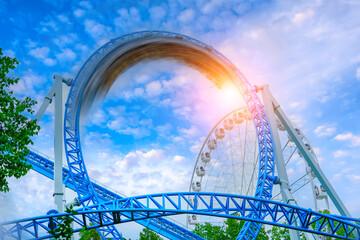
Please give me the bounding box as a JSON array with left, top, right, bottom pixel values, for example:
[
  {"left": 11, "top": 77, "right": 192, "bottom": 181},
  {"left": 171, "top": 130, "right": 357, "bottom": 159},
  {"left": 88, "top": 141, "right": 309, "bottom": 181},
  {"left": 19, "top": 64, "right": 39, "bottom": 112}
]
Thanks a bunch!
[{"left": 218, "top": 81, "right": 244, "bottom": 109}]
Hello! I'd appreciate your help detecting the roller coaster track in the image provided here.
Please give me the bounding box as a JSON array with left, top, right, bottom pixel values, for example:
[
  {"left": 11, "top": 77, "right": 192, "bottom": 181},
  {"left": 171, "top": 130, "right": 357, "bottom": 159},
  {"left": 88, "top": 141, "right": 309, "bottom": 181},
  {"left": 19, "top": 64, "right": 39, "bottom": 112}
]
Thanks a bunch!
[
  {"left": 62, "top": 30, "right": 275, "bottom": 239},
  {"left": 1, "top": 192, "right": 359, "bottom": 239},
  {"left": 25, "top": 150, "right": 204, "bottom": 240},
  {"left": 3, "top": 31, "right": 356, "bottom": 240}
]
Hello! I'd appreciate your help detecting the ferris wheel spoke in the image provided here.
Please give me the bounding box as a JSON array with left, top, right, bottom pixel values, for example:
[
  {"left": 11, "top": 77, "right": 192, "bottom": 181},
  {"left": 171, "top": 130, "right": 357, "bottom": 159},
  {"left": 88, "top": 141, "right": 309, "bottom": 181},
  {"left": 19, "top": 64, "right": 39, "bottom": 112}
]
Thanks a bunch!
[
  {"left": 245, "top": 152, "right": 259, "bottom": 196},
  {"left": 227, "top": 130, "right": 239, "bottom": 193},
  {"left": 283, "top": 140, "right": 298, "bottom": 166},
  {"left": 189, "top": 107, "right": 266, "bottom": 228}
]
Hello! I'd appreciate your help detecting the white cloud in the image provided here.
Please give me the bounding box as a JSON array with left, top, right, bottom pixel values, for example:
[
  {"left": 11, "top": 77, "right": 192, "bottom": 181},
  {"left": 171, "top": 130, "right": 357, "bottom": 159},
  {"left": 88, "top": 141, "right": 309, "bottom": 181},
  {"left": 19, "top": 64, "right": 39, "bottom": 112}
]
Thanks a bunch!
[
  {"left": 287, "top": 168, "right": 294, "bottom": 175},
  {"left": 108, "top": 115, "right": 153, "bottom": 139},
  {"left": 10, "top": 71, "right": 46, "bottom": 96},
  {"left": 146, "top": 81, "right": 162, "bottom": 97},
  {"left": 173, "top": 106, "right": 193, "bottom": 120},
  {"left": 107, "top": 105, "right": 126, "bottom": 117},
  {"left": 29, "top": 47, "right": 50, "bottom": 59},
  {"left": 75, "top": 43, "right": 88, "bottom": 52},
  {"left": 53, "top": 34, "right": 76, "bottom": 47},
  {"left": 114, "top": 7, "right": 141, "bottom": 29},
  {"left": 178, "top": 9, "right": 195, "bottom": 23},
  {"left": 84, "top": 19, "right": 111, "bottom": 40},
  {"left": 312, "top": 147, "right": 321, "bottom": 156},
  {"left": 43, "top": 58, "right": 57, "bottom": 66},
  {"left": 84, "top": 132, "right": 113, "bottom": 148},
  {"left": 201, "top": 1, "right": 222, "bottom": 14},
  {"left": 292, "top": 8, "right": 314, "bottom": 25},
  {"left": 57, "top": 14, "right": 70, "bottom": 24},
  {"left": 79, "top": 1, "right": 92, "bottom": 9},
  {"left": 314, "top": 125, "right": 336, "bottom": 136},
  {"left": 288, "top": 115, "right": 305, "bottom": 128},
  {"left": 3, "top": 49, "right": 15, "bottom": 58},
  {"left": 81, "top": 143, "right": 191, "bottom": 198},
  {"left": 112, "top": 149, "right": 165, "bottom": 172},
  {"left": 334, "top": 132, "right": 360, "bottom": 146},
  {"left": 156, "top": 123, "right": 172, "bottom": 137},
  {"left": 333, "top": 150, "right": 350, "bottom": 158},
  {"left": 143, "top": 149, "right": 164, "bottom": 159},
  {"left": 106, "top": 117, "right": 127, "bottom": 130},
  {"left": 41, "top": 20, "right": 57, "bottom": 31},
  {"left": 334, "top": 132, "right": 353, "bottom": 141},
  {"left": 122, "top": 87, "right": 145, "bottom": 101},
  {"left": 25, "top": 39, "right": 37, "bottom": 49},
  {"left": 149, "top": 6, "right": 166, "bottom": 21},
  {"left": 346, "top": 174, "right": 360, "bottom": 184},
  {"left": 178, "top": 125, "right": 200, "bottom": 139},
  {"left": 288, "top": 102, "right": 300, "bottom": 108},
  {"left": 356, "top": 67, "right": 360, "bottom": 79},
  {"left": 351, "top": 53, "right": 360, "bottom": 63},
  {"left": 87, "top": 108, "right": 108, "bottom": 126},
  {"left": 174, "top": 155, "right": 186, "bottom": 162},
  {"left": 0, "top": 171, "right": 56, "bottom": 221},
  {"left": 74, "top": 9, "right": 85, "bottom": 17},
  {"left": 190, "top": 138, "right": 205, "bottom": 153},
  {"left": 56, "top": 48, "right": 76, "bottom": 62},
  {"left": 117, "top": 126, "right": 151, "bottom": 139}
]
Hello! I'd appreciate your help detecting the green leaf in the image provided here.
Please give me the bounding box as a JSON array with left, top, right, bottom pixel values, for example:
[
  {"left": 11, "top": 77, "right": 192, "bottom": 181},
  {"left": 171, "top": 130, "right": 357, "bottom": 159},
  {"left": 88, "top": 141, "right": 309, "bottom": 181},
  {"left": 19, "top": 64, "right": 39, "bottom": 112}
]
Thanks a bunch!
[{"left": 0, "top": 48, "right": 40, "bottom": 192}]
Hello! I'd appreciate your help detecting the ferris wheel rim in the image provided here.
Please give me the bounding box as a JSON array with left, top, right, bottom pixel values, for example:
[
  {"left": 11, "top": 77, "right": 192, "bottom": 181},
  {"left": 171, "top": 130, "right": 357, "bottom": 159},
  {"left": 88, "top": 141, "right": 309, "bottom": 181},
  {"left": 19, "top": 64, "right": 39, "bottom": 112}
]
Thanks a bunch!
[{"left": 188, "top": 106, "right": 249, "bottom": 192}]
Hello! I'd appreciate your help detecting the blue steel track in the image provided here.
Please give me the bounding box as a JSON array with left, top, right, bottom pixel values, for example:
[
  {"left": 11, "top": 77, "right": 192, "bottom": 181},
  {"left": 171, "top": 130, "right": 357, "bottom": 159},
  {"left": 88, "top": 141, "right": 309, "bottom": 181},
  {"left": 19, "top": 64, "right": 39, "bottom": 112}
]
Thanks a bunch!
[
  {"left": 63, "top": 31, "right": 276, "bottom": 239},
  {"left": 1, "top": 189, "right": 359, "bottom": 239},
  {"left": 1, "top": 31, "right": 357, "bottom": 239}
]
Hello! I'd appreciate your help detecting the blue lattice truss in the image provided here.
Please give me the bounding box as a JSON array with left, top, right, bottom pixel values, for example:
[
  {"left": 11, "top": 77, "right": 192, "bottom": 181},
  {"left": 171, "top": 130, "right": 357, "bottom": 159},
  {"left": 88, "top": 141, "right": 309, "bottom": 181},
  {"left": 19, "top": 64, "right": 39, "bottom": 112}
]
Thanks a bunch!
[
  {"left": 62, "top": 31, "right": 276, "bottom": 239},
  {"left": 1, "top": 192, "right": 359, "bottom": 240},
  {"left": 25, "top": 151, "right": 204, "bottom": 240},
  {"left": 3, "top": 30, "right": 356, "bottom": 240}
]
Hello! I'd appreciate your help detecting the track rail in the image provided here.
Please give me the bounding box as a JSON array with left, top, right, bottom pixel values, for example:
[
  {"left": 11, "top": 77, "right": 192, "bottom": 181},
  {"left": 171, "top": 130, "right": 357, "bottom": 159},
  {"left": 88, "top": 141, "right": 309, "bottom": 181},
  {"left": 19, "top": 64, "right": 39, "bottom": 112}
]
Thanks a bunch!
[
  {"left": 1, "top": 192, "right": 359, "bottom": 240},
  {"left": 25, "top": 150, "right": 204, "bottom": 239},
  {"left": 63, "top": 30, "right": 276, "bottom": 239}
]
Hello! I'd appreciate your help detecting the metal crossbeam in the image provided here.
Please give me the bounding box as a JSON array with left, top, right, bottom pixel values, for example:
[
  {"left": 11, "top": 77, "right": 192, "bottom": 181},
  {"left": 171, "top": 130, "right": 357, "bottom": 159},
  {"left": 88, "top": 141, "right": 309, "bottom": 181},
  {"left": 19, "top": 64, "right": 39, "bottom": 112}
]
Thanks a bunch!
[
  {"left": 25, "top": 150, "right": 204, "bottom": 240},
  {"left": 1, "top": 193, "right": 359, "bottom": 240},
  {"left": 61, "top": 31, "right": 277, "bottom": 240}
]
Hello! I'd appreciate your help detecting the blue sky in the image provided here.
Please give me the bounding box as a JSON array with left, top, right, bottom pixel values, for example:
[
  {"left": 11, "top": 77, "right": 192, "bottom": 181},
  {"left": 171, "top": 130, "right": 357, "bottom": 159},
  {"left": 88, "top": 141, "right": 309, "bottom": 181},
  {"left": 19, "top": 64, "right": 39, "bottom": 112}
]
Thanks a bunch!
[{"left": 1, "top": 0, "right": 360, "bottom": 238}]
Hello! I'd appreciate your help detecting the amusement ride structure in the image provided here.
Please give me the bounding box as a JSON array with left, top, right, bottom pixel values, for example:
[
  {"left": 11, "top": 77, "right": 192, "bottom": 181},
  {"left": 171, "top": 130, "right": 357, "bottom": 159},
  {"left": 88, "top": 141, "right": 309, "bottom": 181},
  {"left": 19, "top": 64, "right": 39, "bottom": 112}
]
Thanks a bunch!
[{"left": 0, "top": 31, "right": 359, "bottom": 240}]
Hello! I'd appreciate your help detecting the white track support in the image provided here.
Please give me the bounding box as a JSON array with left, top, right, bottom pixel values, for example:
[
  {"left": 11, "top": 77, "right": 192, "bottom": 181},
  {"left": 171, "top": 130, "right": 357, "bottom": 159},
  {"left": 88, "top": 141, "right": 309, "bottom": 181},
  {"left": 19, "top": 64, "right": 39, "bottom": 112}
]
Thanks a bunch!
[
  {"left": 34, "top": 75, "right": 71, "bottom": 213},
  {"left": 262, "top": 85, "right": 352, "bottom": 218},
  {"left": 53, "top": 74, "right": 64, "bottom": 213},
  {"left": 261, "top": 85, "right": 301, "bottom": 240}
]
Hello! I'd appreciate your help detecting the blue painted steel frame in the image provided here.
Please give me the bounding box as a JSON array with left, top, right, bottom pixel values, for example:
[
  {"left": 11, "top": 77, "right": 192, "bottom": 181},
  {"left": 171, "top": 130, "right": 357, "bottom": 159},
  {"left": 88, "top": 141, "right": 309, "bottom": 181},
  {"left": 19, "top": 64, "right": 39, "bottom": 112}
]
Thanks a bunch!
[
  {"left": 63, "top": 31, "right": 276, "bottom": 239},
  {"left": 1, "top": 192, "right": 359, "bottom": 240},
  {"left": 25, "top": 151, "right": 205, "bottom": 240}
]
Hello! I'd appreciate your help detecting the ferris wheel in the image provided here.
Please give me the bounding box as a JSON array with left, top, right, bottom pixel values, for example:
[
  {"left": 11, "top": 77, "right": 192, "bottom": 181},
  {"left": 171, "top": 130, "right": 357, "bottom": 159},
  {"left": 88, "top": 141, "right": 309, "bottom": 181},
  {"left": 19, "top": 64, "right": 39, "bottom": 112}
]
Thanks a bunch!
[{"left": 187, "top": 106, "right": 330, "bottom": 226}]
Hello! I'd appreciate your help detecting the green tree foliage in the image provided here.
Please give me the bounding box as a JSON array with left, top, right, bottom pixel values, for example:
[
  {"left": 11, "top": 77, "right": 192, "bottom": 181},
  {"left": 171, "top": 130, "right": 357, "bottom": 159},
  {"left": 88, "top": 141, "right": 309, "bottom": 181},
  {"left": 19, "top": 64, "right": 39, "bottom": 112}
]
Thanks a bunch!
[
  {"left": 267, "top": 225, "right": 290, "bottom": 240},
  {"left": 79, "top": 224, "right": 101, "bottom": 240},
  {"left": 267, "top": 221, "right": 307, "bottom": 240},
  {"left": 193, "top": 218, "right": 269, "bottom": 240},
  {"left": 139, "top": 227, "right": 163, "bottom": 240},
  {"left": 0, "top": 48, "right": 40, "bottom": 192},
  {"left": 48, "top": 206, "right": 78, "bottom": 239},
  {"left": 193, "top": 222, "right": 227, "bottom": 239},
  {"left": 309, "top": 209, "right": 358, "bottom": 240}
]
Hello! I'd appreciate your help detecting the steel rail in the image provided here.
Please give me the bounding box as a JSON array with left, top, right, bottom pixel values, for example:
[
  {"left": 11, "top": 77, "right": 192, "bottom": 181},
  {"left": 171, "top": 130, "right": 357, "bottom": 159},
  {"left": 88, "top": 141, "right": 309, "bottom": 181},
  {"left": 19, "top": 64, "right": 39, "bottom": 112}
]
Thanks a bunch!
[
  {"left": 63, "top": 31, "right": 276, "bottom": 239},
  {"left": 1, "top": 192, "right": 359, "bottom": 240}
]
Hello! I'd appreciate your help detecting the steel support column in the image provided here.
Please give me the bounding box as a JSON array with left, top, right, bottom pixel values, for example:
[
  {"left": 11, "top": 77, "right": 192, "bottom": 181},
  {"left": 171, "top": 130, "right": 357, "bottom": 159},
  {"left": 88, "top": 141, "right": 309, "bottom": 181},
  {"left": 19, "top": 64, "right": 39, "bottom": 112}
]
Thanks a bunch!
[
  {"left": 261, "top": 84, "right": 301, "bottom": 240},
  {"left": 53, "top": 75, "right": 65, "bottom": 213},
  {"left": 264, "top": 86, "right": 354, "bottom": 221}
]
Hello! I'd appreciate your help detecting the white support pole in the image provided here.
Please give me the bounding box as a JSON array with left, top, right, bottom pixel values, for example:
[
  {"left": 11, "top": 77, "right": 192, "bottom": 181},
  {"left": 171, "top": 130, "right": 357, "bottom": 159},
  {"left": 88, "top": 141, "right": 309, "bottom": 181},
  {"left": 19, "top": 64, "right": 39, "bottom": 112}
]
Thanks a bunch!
[
  {"left": 264, "top": 85, "right": 352, "bottom": 218},
  {"left": 53, "top": 74, "right": 64, "bottom": 213},
  {"left": 33, "top": 75, "right": 71, "bottom": 213},
  {"left": 261, "top": 85, "right": 301, "bottom": 240}
]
